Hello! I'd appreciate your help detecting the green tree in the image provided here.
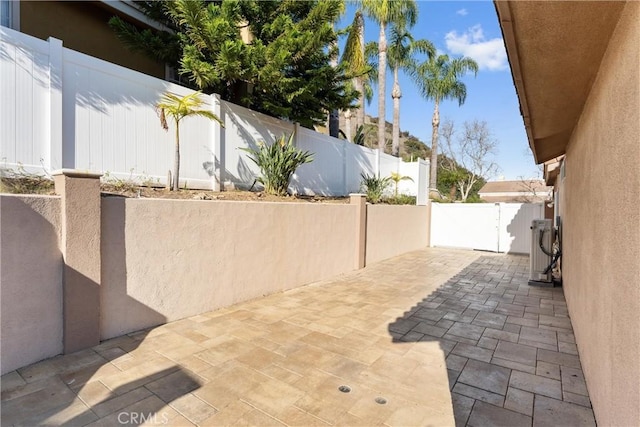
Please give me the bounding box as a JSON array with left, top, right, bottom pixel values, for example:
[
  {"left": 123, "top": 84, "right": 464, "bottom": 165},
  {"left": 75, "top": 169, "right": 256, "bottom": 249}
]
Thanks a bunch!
[
  {"left": 361, "top": 0, "right": 417, "bottom": 151},
  {"left": 386, "top": 24, "right": 434, "bottom": 157},
  {"left": 409, "top": 54, "right": 478, "bottom": 194},
  {"left": 111, "top": 0, "right": 357, "bottom": 129},
  {"left": 340, "top": 9, "right": 372, "bottom": 135},
  {"left": 157, "top": 91, "right": 223, "bottom": 191}
]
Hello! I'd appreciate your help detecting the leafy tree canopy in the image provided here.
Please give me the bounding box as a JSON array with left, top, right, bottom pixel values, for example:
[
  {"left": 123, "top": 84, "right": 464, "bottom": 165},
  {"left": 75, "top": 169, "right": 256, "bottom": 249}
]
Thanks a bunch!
[{"left": 110, "top": 0, "right": 358, "bottom": 128}]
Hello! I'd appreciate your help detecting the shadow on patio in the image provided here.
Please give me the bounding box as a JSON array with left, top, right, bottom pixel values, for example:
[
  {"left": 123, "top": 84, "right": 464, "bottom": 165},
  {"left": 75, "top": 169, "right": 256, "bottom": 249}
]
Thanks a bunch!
[
  {"left": 388, "top": 255, "right": 595, "bottom": 427},
  {"left": 2, "top": 248, "right": 596, "bottom": 426},
  {"left": 1, "top": 330, "right": 207, "bottom": 426}
]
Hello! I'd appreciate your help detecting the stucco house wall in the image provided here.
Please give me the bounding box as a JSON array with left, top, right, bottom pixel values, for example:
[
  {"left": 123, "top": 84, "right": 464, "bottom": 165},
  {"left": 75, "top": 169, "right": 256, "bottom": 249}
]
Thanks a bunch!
[
  {"left": 19, "top": 1, "right": 165, "bottom": 78},
  {"left": 560, "top": 2, "right": 639, "bottom": 425}
]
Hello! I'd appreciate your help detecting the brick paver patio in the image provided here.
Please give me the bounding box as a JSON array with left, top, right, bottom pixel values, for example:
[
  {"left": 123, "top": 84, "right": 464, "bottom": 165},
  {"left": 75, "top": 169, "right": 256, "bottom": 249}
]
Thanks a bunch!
[{"left": 1, "top": 248, "right": 595, "bottom": 426}]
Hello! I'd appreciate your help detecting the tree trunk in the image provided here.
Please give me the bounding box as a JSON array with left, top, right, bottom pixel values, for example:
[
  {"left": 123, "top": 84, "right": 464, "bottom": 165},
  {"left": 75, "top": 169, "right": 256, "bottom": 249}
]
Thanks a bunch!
[
  {"left": 429, "top": 100, "right": 440, "bottom": 192},
  {"left": 329, "top": 110, "right": 340, "bottom": 138},
  {"left": 377, "top": 23, "right": 387, "bottom": 152},
  {"left": 356, "top": 11, "right": 366, "bottom": 129},
  {"left": 328, "top": 26, "right": 339, "bottom": 138},
  {"left": 354, "top": 77, "right": 365, "bottom": 129},
  {"left": 344, "top": 109, "right": 352, "bottom": 141},
  {"left": 391, "top": 65, "right": 401, "bottom": 157},
  {"left": 172, "top": 122, "right": 180, "bottom": 191}
]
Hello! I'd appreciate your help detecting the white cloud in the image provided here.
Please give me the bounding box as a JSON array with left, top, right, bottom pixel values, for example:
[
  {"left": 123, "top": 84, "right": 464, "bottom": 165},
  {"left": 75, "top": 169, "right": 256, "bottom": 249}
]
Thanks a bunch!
[
  {"left": 445, "top": 25, "right": 508, "bottom": 71},
  {"left": 456, "top": 9, "right": 468, "bottom": 16}
]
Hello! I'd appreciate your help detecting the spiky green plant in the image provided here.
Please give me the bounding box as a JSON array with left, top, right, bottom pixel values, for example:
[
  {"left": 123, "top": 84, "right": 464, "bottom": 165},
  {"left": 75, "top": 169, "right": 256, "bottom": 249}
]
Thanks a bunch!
[
  {"left": 157, "top": 91, "right": 223, "bottom": 191},
  {"left": 242, "top": 133, "right": 313, "bottom": 196},
  {"left": 360, "top": 172, "right": 391, "bottom": 203}
]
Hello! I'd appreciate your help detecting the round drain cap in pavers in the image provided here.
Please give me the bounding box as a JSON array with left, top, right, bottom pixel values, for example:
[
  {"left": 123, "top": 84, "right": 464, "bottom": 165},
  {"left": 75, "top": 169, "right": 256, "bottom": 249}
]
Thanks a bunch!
[
  {"left": 338, "top": 385, "right": 351, "bottom": 393},
  {"left": 375, "top": 397, "right": 387, "bottom": 405}
]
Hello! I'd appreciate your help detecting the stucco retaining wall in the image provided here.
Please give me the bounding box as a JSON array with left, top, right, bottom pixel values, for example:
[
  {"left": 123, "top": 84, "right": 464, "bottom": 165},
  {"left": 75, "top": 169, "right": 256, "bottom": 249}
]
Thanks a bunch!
[
  {"left": 0, "top": 195, "right": 63, "bottom": 375},
  {"left": 0, "top": 192, "right": 431, "bottom": 372},
  {"left": 100, "top": 198, "right": 359, "bottom": 339},
  {"left": 561, "top": 2, "right": 640, "bottom": 425},
  {"left": 365, "top": 204, "right": 430, "bottom": 265}
]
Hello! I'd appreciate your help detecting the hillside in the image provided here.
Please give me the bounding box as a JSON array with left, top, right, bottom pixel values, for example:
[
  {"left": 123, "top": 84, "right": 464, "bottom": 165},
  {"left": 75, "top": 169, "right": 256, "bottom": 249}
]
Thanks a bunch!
[{"left": 338, "top": 115, "right": 431, "bottom": 162}]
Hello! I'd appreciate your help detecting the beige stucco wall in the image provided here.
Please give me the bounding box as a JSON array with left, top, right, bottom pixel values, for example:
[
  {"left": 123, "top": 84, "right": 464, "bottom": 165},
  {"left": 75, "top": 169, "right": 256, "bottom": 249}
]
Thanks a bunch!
[
  {"left": 365, "top": 205, "right": 429, "bottom": 265},
  {"left": 101, "top": 199, "right": 358, "bottom": 339},
  {"left": 561, "top": 2, "right": 640, "bottom": 425},
  {"left": 0, "top": 195, "right": 63, "bottom": 375}
]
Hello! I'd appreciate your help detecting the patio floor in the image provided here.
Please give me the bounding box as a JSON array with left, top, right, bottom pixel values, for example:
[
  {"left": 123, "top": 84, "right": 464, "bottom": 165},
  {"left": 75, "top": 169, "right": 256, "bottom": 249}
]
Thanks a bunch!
[{"left": 1, "top": 248, "right": 595, "bottom": 426}]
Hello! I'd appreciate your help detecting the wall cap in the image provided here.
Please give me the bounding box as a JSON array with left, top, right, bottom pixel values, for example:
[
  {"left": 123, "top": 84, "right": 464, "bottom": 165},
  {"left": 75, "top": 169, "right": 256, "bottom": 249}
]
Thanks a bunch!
[{"left": 51, "top": 169, "right": 103, "bottom": 179}]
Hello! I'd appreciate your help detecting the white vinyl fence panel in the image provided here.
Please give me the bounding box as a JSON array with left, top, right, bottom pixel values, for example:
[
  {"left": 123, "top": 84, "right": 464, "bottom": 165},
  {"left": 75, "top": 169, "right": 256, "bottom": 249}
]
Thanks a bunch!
[
  {"left": 499, "top": 203, "right": 545, "bottom": 254},
  {"left": 1, "top": 27, "right": 53, "bottom": 173},
  {"left": 221, "top": 100, "right": 295, "bottom": 189},
  {"left": 345, "top": 143, "right": 376, "bottom": 194},
  {"left": 1, "top": 26, "right": 429, "bottom": 198},
  {"left": 430, "top": 203, "right": 544, "bottom": 254},
  {"left": 62, "top": 48, "right": 217, "bottom": 188},
  {"left": 294, "top": 127, "right": 345, "bottom": 196}
]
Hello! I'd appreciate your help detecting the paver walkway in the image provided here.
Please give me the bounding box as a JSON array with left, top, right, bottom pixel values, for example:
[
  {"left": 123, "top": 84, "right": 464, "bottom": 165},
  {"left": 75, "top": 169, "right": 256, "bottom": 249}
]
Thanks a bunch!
[{"left": 1, "top": 248, "right": 595, "bottom": 426}]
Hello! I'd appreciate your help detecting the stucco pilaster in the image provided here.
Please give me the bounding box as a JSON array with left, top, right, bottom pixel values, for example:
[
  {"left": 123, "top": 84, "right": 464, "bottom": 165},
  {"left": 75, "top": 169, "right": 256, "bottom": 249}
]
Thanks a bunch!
[{"left": 53, "top": 169, "right": 102, "bottom": 353}]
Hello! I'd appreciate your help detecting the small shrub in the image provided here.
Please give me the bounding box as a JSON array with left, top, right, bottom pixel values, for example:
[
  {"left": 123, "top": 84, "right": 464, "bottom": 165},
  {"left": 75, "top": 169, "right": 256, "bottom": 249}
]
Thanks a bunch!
[
  {"left": 241, "top": 133, "right": 313, "bottom": 196},
  {"left": 384, "top": 194, "right": 416, "bottom": 205},
  {"left": 0, "top": 163, "right": 54, "bottom": 194},
  {"left": 360, "top": 173, "right": 391, "bottom": 204}
]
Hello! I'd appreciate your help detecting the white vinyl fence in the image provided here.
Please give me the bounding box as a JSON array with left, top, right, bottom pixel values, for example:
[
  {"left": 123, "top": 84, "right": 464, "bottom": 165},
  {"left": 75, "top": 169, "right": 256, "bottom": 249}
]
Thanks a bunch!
[
  {"left": 1, "top": 27, "right": 428, "bottom": 201},
  {"left": 430, "top": 203, "right": 545, "bottom": 254}
]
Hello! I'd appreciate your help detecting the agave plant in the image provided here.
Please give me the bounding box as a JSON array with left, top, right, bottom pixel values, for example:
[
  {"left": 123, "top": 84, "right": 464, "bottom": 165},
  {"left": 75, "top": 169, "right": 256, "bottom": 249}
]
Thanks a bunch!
[
  {"left": 241, "top": 133, "right": 313, "bottom": 196},
  {"left": 360, "top": 172, "right": 391, "bottom": 203}
]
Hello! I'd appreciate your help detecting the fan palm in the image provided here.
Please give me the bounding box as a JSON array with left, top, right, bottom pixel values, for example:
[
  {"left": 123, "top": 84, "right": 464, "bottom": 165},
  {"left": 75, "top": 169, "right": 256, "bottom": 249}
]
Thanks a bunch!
[
  {"left": 410, "top": 54, "right": 478, "bottom": 193},
  {"left": 157, "top": 91, "right": 223, "bottom": 191},
  {"left": 361, "top": 0, "right": 417, "bottom": 151}
]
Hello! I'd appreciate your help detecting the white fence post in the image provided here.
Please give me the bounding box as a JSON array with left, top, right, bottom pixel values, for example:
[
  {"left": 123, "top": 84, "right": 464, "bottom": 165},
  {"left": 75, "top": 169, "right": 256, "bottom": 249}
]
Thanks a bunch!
[
  {"left": 293, "top": 122, "right": 301, "bottom": 147},
  {"left": 342, "top": 141, "right": 347, "bottom": 196},
  {"left": 416, "top": 159, "right": 429, "bottom": 206},
  {"left": 48, "top": 37, "right": 63, "bottom": 171},
  {"left": 211, "top": 94, "right": 223, "bottom": 191}
]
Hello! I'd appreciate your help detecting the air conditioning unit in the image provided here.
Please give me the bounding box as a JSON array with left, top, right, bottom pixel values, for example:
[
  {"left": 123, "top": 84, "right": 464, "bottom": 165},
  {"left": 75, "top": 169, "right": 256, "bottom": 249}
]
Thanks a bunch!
[{"left": 529, "top": 219, "right": 553, "bottom": 286}]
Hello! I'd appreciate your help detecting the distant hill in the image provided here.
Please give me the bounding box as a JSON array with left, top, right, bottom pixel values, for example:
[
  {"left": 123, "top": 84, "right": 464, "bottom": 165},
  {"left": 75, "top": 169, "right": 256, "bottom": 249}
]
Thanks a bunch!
[{"left": 337, "top": 114, "right": 432, "bottom": 162}]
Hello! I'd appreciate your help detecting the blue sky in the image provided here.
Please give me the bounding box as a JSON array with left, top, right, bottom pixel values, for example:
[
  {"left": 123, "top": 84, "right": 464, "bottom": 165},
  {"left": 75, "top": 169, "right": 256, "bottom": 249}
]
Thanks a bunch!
[{"left": 337, "top": 1, "right": 539, "bottom": 180}]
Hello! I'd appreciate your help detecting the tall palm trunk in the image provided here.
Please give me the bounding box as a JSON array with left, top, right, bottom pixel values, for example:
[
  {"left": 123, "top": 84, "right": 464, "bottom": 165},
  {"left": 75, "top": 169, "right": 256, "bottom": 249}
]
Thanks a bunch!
[
  {"left": 429, "top": 99, "right": 440, "bottom": 191},
  {"left": 173, "top": 123, "right": 180, "bottom": 191},
  {"left": 356, "top": 11, "right": 366, "bottom": 129},
  {"left": 344, "top": 109, "right": 352, "bottom": 141},
  {"left": 391, "top": 65, "right": 401, "bottom": 157},
  {"left": 328, "top": 25, "right": 339, "bottom": 138},
  {"left": 377, "top": 23, "right": 387, "bottom": 151}
]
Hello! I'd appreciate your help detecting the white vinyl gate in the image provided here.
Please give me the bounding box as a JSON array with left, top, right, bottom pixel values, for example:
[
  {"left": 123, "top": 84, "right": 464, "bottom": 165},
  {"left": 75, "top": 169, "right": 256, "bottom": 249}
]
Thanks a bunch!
[{"left": 430, "top": 203, "right": 545, "bottom": 254}]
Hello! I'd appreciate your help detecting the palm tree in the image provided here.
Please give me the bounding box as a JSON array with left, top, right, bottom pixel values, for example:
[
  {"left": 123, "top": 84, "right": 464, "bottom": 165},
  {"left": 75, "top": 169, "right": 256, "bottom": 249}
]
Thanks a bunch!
[
  {"left": 157, "top": 91, "right": 223, "bottom": 191},
  {"left": 386, "top": 24, "right": 434, "bottom": 157},
  {"left": 361, "top": 0, "right": 417, "bottom": 152},
  {"left": 389, "top": 171, "right": 414, "bottom": 197},
  {"left": 410, "top": 54, "right": 478, "bottom": 193},
  {"left": 340, "top": 9, "right": 373, "bottom": 139}
]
